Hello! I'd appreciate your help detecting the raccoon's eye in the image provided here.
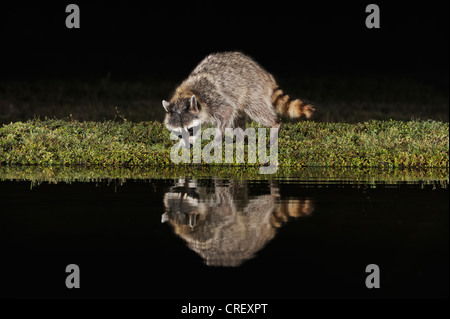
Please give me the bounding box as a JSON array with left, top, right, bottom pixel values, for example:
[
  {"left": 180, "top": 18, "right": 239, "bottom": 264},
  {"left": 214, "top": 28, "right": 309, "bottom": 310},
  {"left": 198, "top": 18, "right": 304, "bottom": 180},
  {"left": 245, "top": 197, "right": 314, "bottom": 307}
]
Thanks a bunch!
[
  {"left": 187, "top": 127, "right": 194, "bottom": 134},
  {"left": 177, "top": 134, "right": 182, "bottom": 139}
]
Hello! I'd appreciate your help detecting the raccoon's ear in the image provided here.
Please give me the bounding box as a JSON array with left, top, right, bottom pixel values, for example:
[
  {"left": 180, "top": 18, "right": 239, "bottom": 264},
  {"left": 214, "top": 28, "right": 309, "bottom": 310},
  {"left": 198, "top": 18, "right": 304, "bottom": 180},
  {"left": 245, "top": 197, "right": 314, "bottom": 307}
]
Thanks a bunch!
[
  {"left": 161, "top": 212, "right": 169, "bottom": 223},
  {"left": 190, "top": 95, "right": 200, "bottom": 112},
  {"left": 162, "top": 100, "right": 170, "bottom": 113}
]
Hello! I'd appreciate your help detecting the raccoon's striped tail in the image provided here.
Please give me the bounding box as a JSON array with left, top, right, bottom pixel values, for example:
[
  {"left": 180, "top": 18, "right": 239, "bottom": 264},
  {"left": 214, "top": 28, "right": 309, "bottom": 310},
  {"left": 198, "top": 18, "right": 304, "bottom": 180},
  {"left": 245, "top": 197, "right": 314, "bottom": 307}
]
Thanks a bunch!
[{"left": 271, "top": 87, "right": 315, "bottom": 119}]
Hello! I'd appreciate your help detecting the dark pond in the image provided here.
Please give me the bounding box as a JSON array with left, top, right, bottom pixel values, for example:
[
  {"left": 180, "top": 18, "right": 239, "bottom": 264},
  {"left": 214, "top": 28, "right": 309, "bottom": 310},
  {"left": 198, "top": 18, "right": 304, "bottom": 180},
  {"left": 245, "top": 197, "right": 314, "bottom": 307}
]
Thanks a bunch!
[{"left": 0, "top": 168, "right": 448, "bottom": 299}]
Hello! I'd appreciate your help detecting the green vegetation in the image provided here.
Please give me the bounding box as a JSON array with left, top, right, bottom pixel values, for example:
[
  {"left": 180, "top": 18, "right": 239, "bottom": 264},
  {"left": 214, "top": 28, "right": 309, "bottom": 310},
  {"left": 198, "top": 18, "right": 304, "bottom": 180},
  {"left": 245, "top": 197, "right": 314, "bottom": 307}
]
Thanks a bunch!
[
  {"left": 0, "top": 165, "right": 449, "bottom": 188},
  {"left": 0, "top": 165, "right": 448, "bottom": 185},
  {"left": 0, "top": 119, "right": 448, "bottom": 168},
  {"left": 0, "top": 75, "right": 448, "bottom": 177}
]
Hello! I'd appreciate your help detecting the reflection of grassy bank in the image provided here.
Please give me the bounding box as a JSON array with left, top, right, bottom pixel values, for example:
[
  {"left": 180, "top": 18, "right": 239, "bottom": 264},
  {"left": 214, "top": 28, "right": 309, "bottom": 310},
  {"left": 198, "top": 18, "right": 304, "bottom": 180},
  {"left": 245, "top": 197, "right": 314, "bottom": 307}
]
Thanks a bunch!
[
  {"left": 0, "top": 165, "right": 448, "bottom": 185},
  {"left": 0, "top": 119, "right": 448, "bottom": 167}
]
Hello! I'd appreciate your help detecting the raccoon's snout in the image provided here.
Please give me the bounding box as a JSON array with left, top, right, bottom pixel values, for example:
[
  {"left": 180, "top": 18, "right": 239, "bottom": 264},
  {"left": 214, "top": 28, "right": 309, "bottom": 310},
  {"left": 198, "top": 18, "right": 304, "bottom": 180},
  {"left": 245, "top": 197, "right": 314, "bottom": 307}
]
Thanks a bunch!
[
  {"left": 179, "top": 130, "right": 198, "bottom": 149},
  {"left": 179, "top": 137, "right": 194, "bottom": 149},
  {"left": 169, "top": 122, "right": 201, "bottom": 149},
  {"left": 185, "top": 213, "right": 199, "bottom": 230},
  {"left": 173, "top": 126, "right": 195, "bottom": 138}
]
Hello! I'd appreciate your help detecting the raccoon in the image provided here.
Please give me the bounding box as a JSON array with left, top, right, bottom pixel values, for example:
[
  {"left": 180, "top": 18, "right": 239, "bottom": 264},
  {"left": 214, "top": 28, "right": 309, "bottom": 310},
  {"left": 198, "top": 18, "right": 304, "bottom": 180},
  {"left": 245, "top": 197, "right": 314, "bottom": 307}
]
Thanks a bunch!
[
  {"left": 162, "top": 178, "right": 314, "bottom": 267},
  {"left": 162, "top": 52, "right": 315, "bottom": 145}
]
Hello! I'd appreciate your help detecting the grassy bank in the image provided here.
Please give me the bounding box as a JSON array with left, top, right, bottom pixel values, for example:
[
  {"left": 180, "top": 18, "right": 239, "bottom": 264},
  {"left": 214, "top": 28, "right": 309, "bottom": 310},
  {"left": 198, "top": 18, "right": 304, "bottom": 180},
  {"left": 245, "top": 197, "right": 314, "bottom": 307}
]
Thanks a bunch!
[
  {"left": 0, "top": 165, "right": 448, "bottom": 185},
  {"left": 0, "top": 119, "right": 448, "bottom": 167}
]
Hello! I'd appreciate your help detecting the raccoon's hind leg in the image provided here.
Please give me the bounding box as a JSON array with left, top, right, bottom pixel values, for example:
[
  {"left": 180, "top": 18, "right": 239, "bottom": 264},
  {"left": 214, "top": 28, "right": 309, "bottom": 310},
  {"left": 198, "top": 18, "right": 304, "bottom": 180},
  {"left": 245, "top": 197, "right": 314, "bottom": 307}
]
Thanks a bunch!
[
  {"left": 243, "top": 101, "right": 280, "bottom": 147},
  {"left": 233, "top": 113, "right": 247, "bottom": 131},
  {"left": 262, "top": 115, "right": 281, "bottom": 149},
  {"left": 232, "top": 113, "right": 248, "bottom": 144},
  {"left": 268, "top": 122, "right": 281, "bottom": 148}
]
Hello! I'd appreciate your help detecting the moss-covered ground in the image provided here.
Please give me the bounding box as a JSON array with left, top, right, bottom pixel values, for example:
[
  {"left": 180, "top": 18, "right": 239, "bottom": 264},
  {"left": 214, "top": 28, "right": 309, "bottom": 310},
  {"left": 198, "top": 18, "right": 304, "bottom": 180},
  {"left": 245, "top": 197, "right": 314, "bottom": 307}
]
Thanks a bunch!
[{"left": 0, "top": 119, "right": 447, "bottom": 168}]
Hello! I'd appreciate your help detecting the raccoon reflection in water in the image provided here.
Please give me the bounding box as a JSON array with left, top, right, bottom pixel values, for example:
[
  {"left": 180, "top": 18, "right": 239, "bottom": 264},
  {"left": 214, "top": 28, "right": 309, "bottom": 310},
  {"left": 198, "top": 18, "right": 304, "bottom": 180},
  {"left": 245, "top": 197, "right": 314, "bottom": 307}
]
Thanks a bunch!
[{"left": 161, "top": 179, "right": 314, "bottom": 267}]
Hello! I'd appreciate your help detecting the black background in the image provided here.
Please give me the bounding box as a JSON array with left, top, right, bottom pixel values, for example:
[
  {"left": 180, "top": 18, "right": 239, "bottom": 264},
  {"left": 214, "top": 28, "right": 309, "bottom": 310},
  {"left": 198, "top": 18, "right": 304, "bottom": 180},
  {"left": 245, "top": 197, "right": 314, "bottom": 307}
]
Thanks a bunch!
[
  {"left": 0, "top": 0, "right": 449, "bottom": 309},
  {"left": 0, "top": 1, "right": 448, "bottom": 85}
]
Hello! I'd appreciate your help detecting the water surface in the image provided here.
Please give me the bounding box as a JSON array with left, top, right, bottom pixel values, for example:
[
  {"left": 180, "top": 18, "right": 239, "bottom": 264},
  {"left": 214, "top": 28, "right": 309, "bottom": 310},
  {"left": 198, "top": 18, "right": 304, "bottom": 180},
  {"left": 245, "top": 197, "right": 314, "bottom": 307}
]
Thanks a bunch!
[{"left": 0, "top": 167, "right": 448, "bottom": 298}]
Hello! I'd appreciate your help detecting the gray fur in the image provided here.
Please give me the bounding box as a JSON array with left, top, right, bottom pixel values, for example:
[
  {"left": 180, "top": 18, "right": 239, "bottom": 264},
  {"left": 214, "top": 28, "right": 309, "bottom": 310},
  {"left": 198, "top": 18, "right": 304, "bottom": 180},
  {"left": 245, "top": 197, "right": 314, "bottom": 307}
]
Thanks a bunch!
[
  {"left": 163, "top": 52, "right": 281, "bottom": 136},
  {"left": 162, "top": 179, "right": 314, "bottom": 267}
]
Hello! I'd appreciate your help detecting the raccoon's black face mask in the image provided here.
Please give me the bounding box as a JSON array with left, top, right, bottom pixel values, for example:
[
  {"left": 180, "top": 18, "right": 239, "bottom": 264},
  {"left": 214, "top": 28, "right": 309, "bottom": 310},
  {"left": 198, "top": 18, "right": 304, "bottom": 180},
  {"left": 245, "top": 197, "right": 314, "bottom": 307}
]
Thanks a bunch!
[
  {"left": 162, "top": 95, "right": 201, "bottom": 145},
  {"left": 161, "top": 181, "right": 202, "bottom": 229}
]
